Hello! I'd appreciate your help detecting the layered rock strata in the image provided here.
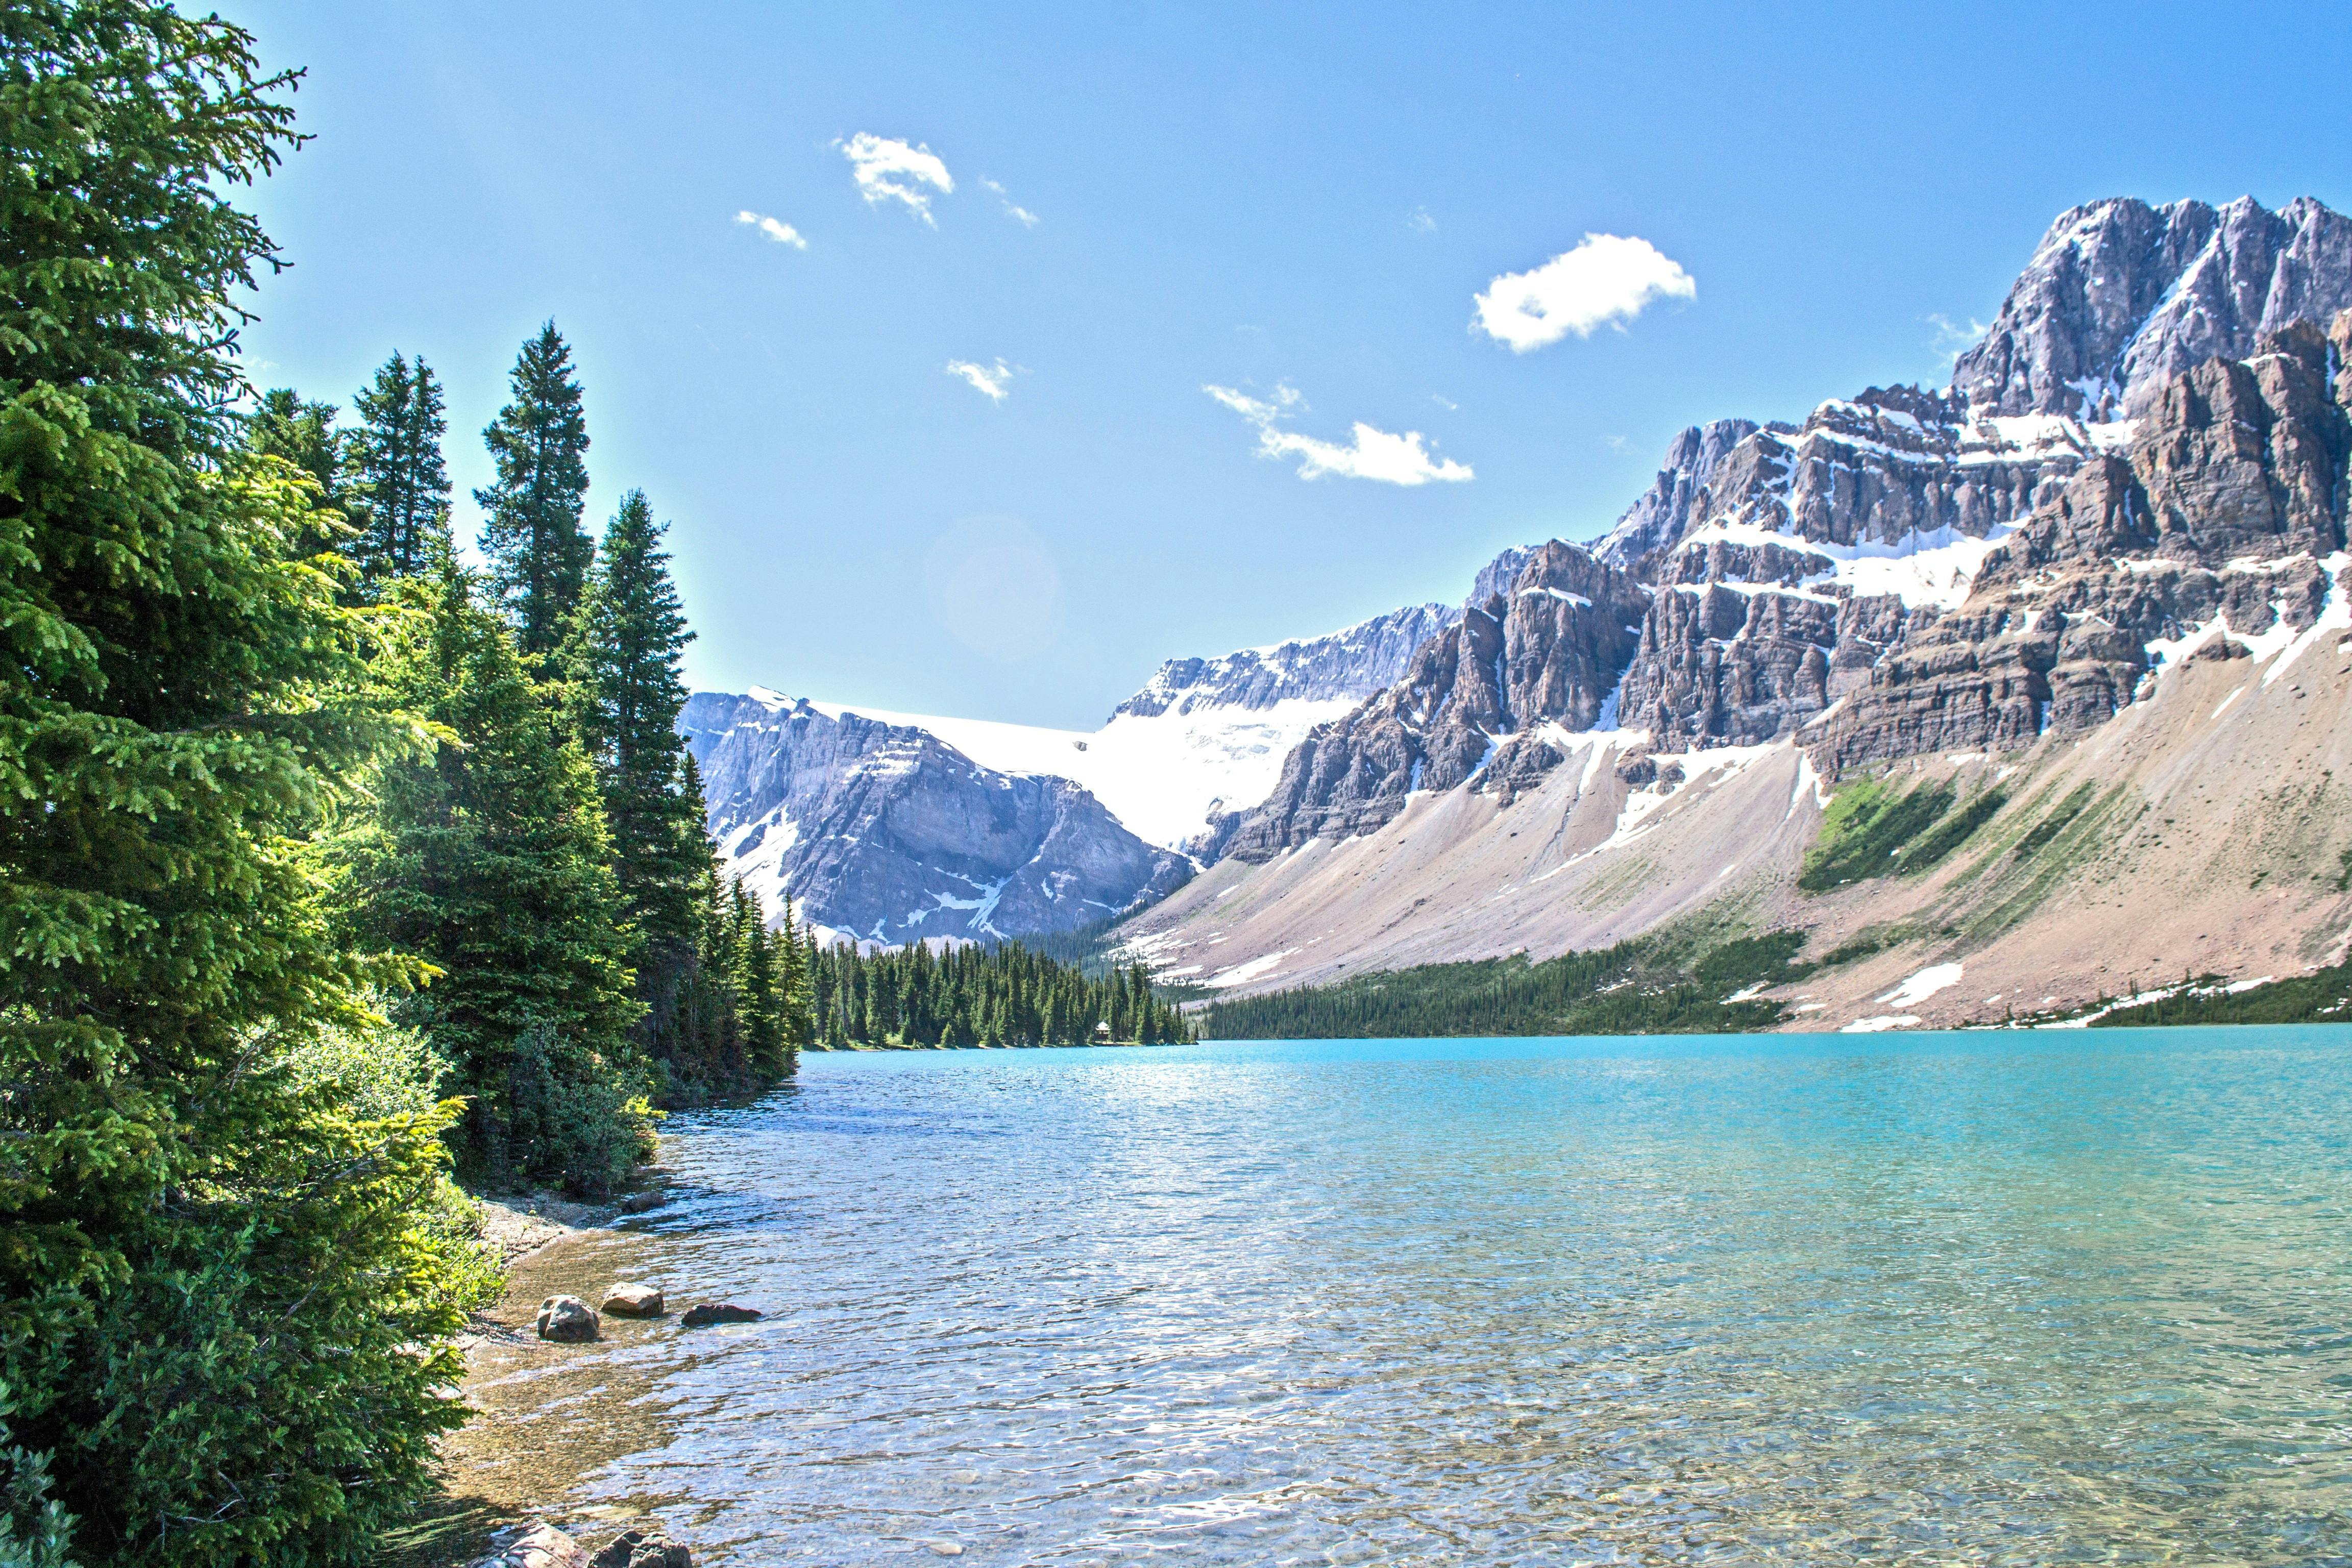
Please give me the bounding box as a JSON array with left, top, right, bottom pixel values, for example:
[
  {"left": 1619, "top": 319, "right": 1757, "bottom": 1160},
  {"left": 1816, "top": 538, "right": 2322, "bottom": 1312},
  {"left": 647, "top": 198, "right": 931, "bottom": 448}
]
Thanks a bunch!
[{"left": 1226, "top": 543, "right": 1648, "bottom": 859}]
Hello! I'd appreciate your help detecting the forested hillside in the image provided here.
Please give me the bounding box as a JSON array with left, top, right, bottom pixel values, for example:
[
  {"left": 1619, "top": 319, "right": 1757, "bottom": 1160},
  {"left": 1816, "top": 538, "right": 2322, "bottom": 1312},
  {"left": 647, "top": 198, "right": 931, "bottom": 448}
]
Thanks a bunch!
[
  {"left": 807, "top": 940, "right": 1193, "bottom": 1048},
  {"left": 0, "top": 6, "right": 805, "bottom": 1563}
]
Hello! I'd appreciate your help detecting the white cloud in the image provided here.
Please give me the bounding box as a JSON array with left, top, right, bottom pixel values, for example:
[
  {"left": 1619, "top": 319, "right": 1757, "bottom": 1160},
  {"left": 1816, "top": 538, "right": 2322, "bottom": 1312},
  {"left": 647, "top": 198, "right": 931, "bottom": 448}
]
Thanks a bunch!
[
  {"left": 1472, "top": 233, "right": 1695, "bottom": 352},
  {"left": 1407, "top": 206, "right": 1437, "bottom": 235},
  {"left": 981, "top": 178, "right": 1039, "bottom": 227},
  {"left": 1929, "top": 312, "right": 1990, "bottom": 363},
  {"left": 734, "top": 209, "right": 807, "bottom": 249},
  {"left": 1430, "top": 393, "right": 1459, "bottom": 411},
  {"left": 1204, "top": 382, "right": 1472, "bottom": 486},
  {"left": 840, "top": 133, "right": 953, "bottom": 224},
  {"left": 946, "top": 358, "right": 1017, "bottom": 402}
]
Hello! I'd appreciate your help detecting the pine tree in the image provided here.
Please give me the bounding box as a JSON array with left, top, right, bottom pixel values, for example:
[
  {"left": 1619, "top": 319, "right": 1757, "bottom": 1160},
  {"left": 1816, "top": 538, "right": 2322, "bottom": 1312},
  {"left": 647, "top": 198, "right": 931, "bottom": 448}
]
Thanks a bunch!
[
  {"left": 576, "top": 491, "right": 710, "bottom": 1057},
  {"left": 333, "top": 568, "right": 650, "bottom": 1193},
  {"left": 248, "top": 385, "right": 343, "bottom": 500},
  {"left": 0, "top": 8, "right": 484, "bottom": 1560},
  {"left": 476, "top": 321, "right": 592, "bottom": 657},
  {"left": 346, "top": 349, "right": 451, "bottom": 589}
]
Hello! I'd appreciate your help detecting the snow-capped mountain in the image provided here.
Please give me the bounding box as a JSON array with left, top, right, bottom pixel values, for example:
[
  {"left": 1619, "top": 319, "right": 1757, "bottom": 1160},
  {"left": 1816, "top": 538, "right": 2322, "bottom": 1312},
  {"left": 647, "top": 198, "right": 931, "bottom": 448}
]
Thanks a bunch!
[
  {"left": 1123, "top": 193, "right": 2352, "bottom": 1031},
  {"left": 682, "top": 691, "right": 1191, "bottom": 946},
  {"left": 684, "top": 605, "right": 1459, "bottom": 940}
]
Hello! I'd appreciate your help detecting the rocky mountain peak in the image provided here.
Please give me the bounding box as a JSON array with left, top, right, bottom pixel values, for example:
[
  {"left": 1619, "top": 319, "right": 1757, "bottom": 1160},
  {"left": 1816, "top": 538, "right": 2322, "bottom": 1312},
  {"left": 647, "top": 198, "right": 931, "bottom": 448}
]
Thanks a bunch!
[{"left": 1952, "top": 194, "right": 2352, "bottom": 420}]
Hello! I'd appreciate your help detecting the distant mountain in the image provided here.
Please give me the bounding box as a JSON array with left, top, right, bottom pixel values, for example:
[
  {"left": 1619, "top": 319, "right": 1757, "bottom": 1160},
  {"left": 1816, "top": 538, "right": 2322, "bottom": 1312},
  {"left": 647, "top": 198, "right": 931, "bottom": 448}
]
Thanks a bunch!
[
  {"left": 682, "top": 691, "right": 1190, "bottom": 946},
  {"left": 684, "top": 606, "right": 1459, "bottom": 939},
  {"left": 1125, "top": 194, "right": 2352, "bottom": 1032}
]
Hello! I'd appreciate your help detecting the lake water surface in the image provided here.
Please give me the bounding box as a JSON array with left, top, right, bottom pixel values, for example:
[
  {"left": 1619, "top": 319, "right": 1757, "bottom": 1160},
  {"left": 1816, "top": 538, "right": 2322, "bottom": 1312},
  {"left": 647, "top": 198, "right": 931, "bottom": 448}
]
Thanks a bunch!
[{"left": 462, "top": 1028, "right": 2352, "bottom": 1564}]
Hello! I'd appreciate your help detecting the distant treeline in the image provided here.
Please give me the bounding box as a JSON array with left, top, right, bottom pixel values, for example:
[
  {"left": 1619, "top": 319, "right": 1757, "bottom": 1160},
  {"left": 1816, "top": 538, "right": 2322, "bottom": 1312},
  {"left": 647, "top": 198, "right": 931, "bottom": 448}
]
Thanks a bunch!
[
  {"left": 810, "top": 940, "right": 1194, "bottom": 1046},
  {"left": 1196, "top": 932, "right": 1811, "bottom": 1039},
  {"left": 2092, "top": 958, "right": 2352, "bottom": 1028}
]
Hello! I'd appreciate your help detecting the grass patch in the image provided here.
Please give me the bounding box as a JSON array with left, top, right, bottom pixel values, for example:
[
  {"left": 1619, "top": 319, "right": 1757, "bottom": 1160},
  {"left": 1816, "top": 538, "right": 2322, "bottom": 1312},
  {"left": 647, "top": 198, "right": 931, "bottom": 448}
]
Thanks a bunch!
[
  {"left": 2011, "top": 781, "right": 2096, "bottom": 862},
  {"left": 1197, "top": 927, "right": 1820, "bottom": 1040},
  {"left": 1798, "top": 777, "right": 2004, "bottom": 893}
]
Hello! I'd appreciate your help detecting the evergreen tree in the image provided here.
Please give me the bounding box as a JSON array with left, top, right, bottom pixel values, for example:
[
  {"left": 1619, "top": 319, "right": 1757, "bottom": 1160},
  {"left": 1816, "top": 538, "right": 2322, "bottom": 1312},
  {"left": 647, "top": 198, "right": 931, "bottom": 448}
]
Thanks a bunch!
[
  {"left": 248, "top": 385, "right": 343, "bottom": 500},
  {"left": 475, "top": 321, "right": 592, "bottom": 656},
  {"left": 0, "top": 7, "right": 485, "bottom": 1560},
  {"left": 332, "top": 569, "right": 651, "bottom": 1193},
  {"left": 346, "top": 349, "right": 451, "bottom": 589},
  {"left": 576, "top": 491, "right": 710, "bottom": 1057}
]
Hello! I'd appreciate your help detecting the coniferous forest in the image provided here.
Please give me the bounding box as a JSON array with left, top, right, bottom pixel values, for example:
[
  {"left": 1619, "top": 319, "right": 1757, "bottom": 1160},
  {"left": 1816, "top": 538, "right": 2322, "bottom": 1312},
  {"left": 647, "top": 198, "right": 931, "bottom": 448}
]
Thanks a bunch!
[
  {"left": 806, "top": 942, "right": 1193, "bottom": 1048},
  {"left": 0, "top": 6, "right": 816, "bottom": 1562}
]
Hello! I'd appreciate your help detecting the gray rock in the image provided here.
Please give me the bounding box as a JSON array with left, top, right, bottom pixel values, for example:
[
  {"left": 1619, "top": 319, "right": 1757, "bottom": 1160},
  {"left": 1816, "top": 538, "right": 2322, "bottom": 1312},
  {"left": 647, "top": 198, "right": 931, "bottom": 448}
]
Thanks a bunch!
[
  {"left": 600, "top": 1282, "right": 664, "bottom": 1318},
  {"left": 534, "top": 1295, "right": 599, "bottom": 1344},
  {"left": 682, "top": 693, "right": 1190, "bottom": 947},
  {"left": 472, "top": 1522, "right": 591, "bottom": 1568},
  {"left": 1225, "top": 542, "right": 1650, "bottom": 858},
  {"left": 679, "top": 1302, "right": 763, "bottom": 1328},
  {"left": 590, "top": 1528, "right": 693, "bottom": 1568},
  {"left": 1954, "top": 195, "right": 2352, "bottom": 419}
]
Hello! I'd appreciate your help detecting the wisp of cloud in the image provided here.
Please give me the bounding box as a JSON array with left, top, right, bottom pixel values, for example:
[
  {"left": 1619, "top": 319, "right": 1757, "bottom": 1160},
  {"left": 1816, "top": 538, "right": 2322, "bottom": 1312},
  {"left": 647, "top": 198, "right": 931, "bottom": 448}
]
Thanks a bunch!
[
  {"left": 734, "top": 210, "right": 808, "bottom": 249},
  {"left": 1205, "top": 384, "right": 1472, "bottom": 486},
  {"left": 1474, "top": 234, "right": 1695, "bottom": 352},
  {"left": 842, "top": 133, "right": 954, "bottom": 224},
  {"left": 947, "top": 359, "right": 1017, "bottom": 401}
]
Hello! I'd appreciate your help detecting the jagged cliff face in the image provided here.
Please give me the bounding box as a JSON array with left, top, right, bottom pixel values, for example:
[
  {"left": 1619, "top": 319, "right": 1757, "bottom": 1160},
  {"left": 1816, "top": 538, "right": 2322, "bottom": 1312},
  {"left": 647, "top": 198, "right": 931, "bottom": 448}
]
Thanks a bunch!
[
  {"left": 1195, "top": 191, "right": 2352, "bottom": 969},
  {"left": 1225, "top": 543, "right": 1649, "bottom": 860},
  {"left": 1814, "top": 318, "right": 2351, "bottom": 771},
  {"left": 1953, "top": 195, "right": 2352, "bottom": 419},
  {"left": 683, "top": 692, "right": 1189, "bottom": 945}
]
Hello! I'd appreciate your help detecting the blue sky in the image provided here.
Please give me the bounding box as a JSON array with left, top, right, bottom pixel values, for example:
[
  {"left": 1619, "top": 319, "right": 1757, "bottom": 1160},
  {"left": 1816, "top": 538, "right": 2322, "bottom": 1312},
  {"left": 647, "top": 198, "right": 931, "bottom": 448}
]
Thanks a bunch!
[{"left": 219, "top": 0, "right": 2352, "bottom": 728}]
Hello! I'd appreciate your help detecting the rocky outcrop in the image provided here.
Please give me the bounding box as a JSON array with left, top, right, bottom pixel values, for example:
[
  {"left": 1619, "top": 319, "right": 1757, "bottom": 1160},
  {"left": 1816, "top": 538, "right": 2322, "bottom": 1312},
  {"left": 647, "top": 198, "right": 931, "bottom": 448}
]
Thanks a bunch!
[
  {"left": 1226, "top": 543, "right": 1648, "bottom": 859},
  {"left": 1111, "top": 603, "right": 1457, "bottom": 719},
  {"left": 1811, "top": 320, "right": 2352, "bottom": 771},
  {"left": 683, "top": 692, "right": 1190, "bottom": 944},
  {"left": 1952, "top": 195, "right": 2352, "bottom": 419},
  {"left": 1595, "top": 418, "right": 1763, "bottom": 572}
]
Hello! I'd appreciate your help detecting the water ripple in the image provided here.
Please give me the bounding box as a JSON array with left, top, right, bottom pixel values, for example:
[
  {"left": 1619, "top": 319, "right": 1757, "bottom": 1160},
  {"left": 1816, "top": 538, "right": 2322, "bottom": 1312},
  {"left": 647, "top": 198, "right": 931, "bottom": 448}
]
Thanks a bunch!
[{"left": 502, "top": 1029, "right": 2352, "bottom": 1564}]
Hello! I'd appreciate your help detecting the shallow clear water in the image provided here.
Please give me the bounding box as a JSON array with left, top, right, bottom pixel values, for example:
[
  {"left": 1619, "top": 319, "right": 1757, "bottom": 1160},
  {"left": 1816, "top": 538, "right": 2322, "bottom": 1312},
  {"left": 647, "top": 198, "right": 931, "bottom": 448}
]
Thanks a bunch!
[{"left": 486, "top": 1029, "right": 2352, "bottom": 1564}]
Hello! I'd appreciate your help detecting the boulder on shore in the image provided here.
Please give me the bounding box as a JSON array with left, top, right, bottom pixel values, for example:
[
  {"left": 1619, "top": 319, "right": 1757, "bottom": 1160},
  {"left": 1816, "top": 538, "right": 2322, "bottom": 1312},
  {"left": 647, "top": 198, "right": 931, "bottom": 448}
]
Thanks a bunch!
[
  {"left": 470, "top": 1522, "right": 590, "bottom": 1567},
  {"left": 591, "top": 1527, "right": 694, "bottom": 1568},
  {"left": 535, "top": 1294, "right": 600, "bottom": 1343},
  {"left": 601, "top": 1281, "right": 664, "bottom": 1317},
  {"left": 679, "top": 1302, "right": 762, "bottom": 1328}
]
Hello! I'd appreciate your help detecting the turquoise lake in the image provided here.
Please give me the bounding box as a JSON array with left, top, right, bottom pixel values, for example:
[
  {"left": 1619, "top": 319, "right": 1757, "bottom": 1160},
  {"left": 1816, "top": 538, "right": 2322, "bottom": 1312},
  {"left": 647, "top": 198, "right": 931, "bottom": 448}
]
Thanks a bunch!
[{"left": 474, "top": 1028, "right": 2352, "bottom": 1564}]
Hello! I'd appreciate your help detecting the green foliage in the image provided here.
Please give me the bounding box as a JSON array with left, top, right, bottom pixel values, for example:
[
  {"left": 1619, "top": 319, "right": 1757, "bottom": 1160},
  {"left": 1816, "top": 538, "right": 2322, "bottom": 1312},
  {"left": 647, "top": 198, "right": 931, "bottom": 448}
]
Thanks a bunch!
[
  {"left": 0, "top": 1385, "right": 73, "bottom": 1568},
  {"left": 2092, "top": 961, "right": 2352, "bottom": 1028},
  {"left": 344, "top": 350, "right": 451, "bottom": 591},
  {"left": 248, "top": 386, "right": 344, "bottom": 501},
  {"left": 571, "top": 492, "right": 730, "bottom": 1076},
  {"left": 1197, "top": 930, "right": 1817, "bottom": 1040},
  {"left": 805, "top": 941, "right": 1192, "bottom": 1047},
  {"left": 475, "top": 322, "right": 591, "bottom": 658},
  {"left": 330, "top": 570, "right": 652, "bottom": 1194},
  {"left": 2009, "top": 781, "right": 2096, "bottom": 863},
  {"left": 0, "top": 4, "right": 498, "bottom": 1558},
  {"left": 1797, "top": 776, "right": 2006, "bottom": 892}
]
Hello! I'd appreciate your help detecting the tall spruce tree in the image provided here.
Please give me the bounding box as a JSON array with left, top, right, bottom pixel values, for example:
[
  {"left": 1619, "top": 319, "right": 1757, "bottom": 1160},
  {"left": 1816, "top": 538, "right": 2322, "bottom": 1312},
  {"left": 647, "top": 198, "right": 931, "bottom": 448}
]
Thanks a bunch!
[
  {"left": 475, "top": 321, "right": 591, "bottom": 656},
  {"left": 333, "top": 568, "right": 650, "bottom": 1193},
  {"left": 248, "top": 385, "right": 343, "bottom": 500},
  {"left": 346, "top": 349, "right": 451, "bottom": 589},
  {"left": 575, "top": 491, "right": 710, "bottom": 1049},
  {"left": 0, "top": 6, "right": 487, "bottom": 1561}
]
